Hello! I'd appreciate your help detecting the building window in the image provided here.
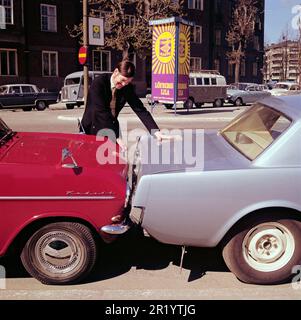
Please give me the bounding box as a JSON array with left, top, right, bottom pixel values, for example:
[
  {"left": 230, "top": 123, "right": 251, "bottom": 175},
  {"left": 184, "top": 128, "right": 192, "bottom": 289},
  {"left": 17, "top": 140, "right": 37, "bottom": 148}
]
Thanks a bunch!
[
  {"left": 192, "top": 25, "right": 202, "bottom": 43},
  {"left": 125, "top": 15, "right": 135, "bottom": 28},
  {"left": 94, "top": 10, "right": 111, "bottom": 32},
  {"left": 252, "top": 62, "right": 258, "bottom": 77},
  {"left": 41, "top": 4, "right": 57, "bottom": 32},
  {"left": 214, "top": 59, "right": 220, "bottom": 72},
  {"left": 42, "top": 51, "right": 58, "bottom": 77},
  {"left": 240, "top": 60, "right": 246, "bottom": 77},
  {"left": 254, "top": 36, "right": 260, "bottom": 51},
  {"left": 188, "top": 0, "right": 203, "bottom": 10},
  {"left": 93, "top": 50, "right": 111, "bottom": 71},
  {"left": 215, "top": 0, "right": 222, "bottom": 14},
  {"left": 215, "top": 29, "right": 222, "bottom": 46},
  {"left": 228, "top": 62, "right": 234, "bottom": 77},
  {"left": 0, "top": 49, "right": 17, "bottom": 76},
  {"left": 0, "top": 0, "right": 13, "bottom": 25},
  {"left": 190, "top": 57, "right": 202, "bottom": 72}
]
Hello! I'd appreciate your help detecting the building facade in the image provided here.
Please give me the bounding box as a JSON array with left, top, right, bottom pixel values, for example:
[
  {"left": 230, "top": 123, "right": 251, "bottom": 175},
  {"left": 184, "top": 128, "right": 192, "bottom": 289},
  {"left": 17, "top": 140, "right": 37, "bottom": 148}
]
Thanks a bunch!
[
  {"left": 0, "top": 0, "right": 265, "bottom": 94},
  {"left": 0, "top": 0, "right": 81, "bottom": 91},
  {"left": 264, "top": 40, "right": 300, "bottom": 83}
]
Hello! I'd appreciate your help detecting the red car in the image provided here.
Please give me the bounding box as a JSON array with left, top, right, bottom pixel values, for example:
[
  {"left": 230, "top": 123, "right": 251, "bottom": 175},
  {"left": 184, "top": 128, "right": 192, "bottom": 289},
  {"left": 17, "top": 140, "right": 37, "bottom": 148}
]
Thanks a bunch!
[{"left": 0, "top": 118, "right": 130, "bottom": 285}]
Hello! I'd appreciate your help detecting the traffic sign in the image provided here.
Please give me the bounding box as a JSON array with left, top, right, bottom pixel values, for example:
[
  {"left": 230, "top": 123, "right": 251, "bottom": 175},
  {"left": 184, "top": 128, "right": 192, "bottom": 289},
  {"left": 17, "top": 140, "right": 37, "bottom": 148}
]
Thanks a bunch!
[{"left": 78, "top": 46, "right": 88, "bottom": 65}]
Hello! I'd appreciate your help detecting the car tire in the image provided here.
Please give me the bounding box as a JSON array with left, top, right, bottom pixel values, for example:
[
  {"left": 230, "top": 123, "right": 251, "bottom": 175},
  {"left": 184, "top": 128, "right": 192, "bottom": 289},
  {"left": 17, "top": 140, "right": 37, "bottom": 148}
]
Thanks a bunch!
[
  {"left": 22, "top": 107, "right": 32, "bottom": 112},
  {"left": 21, "top": 222, "right": 97, "bottom": 285},
  {"left": 184, "top": 97, "right": 194, "bottom": 109},
  {"left": 36, "top": 101, "right": 47, "bottom": 111},
  {"left": 66, "top": 104, "right": 75, "bottom": 110},
  {"left": 222, "top": 214, "right": 301, "bottom": 285},
  {"left": 164, "top": 104, "right": 173, "bottom": 109},
  {"left": 213, "top": 99, "right": 224, "bottom": 108},
  {"left": 234, "top": 98, "right": 243, "bottom": 106}
]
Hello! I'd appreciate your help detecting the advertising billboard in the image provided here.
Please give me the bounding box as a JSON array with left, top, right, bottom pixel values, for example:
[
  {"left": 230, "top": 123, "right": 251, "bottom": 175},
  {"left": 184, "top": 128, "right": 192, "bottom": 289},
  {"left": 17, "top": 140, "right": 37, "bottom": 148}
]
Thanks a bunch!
[{"left": 150, "top": 18, "right": 193, "bottom": 105}]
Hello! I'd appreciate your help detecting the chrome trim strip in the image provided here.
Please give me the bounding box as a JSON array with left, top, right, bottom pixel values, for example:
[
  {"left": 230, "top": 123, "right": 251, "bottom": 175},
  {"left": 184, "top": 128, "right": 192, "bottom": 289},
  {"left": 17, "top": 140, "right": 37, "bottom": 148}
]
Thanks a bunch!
[{"left": 0, "top": 196, "right": 115, "bottom": 200}]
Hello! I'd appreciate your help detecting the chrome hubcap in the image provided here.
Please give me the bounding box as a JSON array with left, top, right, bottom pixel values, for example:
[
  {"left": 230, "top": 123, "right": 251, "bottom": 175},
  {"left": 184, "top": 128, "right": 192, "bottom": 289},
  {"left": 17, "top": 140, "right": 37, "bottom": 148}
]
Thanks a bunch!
[
  {"left": 243, "top": 222, "right": 295, "bottom": 272},
  {"left": 35, "top": 231, "right": 85, "bottom": 277}
]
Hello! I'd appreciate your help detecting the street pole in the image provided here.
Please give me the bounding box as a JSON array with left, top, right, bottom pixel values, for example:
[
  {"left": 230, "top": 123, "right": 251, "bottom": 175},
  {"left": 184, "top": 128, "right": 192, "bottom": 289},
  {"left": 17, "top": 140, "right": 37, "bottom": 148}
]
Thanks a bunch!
[{"left": 83, "top": 0, "right": 89, "bottom": 106}]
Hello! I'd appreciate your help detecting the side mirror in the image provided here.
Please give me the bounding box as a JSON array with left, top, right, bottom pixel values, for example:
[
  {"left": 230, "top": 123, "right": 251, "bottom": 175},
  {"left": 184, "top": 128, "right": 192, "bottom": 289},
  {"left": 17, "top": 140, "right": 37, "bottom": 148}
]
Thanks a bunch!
[{"left": 61, "top": 148, "right": 79, "bottom": 169}]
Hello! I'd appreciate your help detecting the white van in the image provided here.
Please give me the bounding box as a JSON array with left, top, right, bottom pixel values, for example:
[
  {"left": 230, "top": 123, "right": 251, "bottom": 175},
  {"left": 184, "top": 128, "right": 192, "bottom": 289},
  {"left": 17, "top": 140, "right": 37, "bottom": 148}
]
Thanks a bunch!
[
  {"left": 154, "top": 70, "right": 227, "bottom": 109},
  {"left": 60, "top": 71, "right": 111, "bottom": 109},
  {"left": 187, "top": 70, "right": 227, "bottom": 108}
]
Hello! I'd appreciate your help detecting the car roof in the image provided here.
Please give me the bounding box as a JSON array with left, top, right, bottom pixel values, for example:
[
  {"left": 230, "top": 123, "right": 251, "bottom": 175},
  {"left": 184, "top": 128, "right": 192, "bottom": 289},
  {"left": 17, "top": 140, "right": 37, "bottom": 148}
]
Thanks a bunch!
[
  {"left": 0, "top": 84, "right": 36, "bottom": 86},
  {"left": 260, "top": 95, "right": 301, "bottom": 120},
  {"left": 65, "top": 71, "right": 111, "bottom": 78}
]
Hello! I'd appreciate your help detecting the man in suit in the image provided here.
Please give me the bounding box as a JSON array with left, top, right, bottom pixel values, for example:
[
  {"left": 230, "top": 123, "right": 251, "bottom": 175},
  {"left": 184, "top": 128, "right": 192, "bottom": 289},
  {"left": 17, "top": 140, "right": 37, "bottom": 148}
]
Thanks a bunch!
[{"left": 81, "top": 60, "right": 169, "bottom": 148}]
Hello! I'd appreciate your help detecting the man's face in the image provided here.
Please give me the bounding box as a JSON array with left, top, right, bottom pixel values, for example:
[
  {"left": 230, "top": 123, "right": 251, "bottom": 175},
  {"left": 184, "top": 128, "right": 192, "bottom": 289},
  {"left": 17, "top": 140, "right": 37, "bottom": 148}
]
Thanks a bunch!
[{"left": 112, "top": 68, "right": 133, "bottom": 89}]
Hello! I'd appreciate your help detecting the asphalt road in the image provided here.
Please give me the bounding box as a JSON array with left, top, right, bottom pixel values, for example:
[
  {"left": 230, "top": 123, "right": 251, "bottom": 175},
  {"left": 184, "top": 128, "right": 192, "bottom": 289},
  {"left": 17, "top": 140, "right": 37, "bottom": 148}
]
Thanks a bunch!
[{"left": 0, "top": 103, "right": 300, "bottom": 300}]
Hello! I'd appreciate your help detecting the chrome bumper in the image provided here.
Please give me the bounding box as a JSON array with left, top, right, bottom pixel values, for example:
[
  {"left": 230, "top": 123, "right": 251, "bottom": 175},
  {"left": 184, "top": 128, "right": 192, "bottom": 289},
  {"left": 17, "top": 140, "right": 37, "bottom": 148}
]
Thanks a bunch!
[{"left": 100, "top": 220, "right": 131, "bottom": 235}]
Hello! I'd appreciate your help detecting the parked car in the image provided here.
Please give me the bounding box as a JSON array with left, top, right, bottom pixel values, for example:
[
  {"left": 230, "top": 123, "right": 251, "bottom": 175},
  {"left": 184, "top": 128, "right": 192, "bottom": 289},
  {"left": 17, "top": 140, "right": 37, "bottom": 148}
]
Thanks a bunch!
[
  {"left": 148, "top": 70, "right": 227, "bottom": 109},
  {"left": 0, "top": 117, "right": 131, "bottom": 284},
  {"left": 0, "top": 84, "right": 58, "bottom": 111},
  {"left": 270, "top": 82, "right": 301, "bottom": 96},
  {"left": 60, "top": 71, "right": 112, "bottom": 109},
  {"left": 226, "top": 83, "right": 271, "bottom": 106},
  {"left": 129, "top": 95, "right": 301, "bottom": 285}
]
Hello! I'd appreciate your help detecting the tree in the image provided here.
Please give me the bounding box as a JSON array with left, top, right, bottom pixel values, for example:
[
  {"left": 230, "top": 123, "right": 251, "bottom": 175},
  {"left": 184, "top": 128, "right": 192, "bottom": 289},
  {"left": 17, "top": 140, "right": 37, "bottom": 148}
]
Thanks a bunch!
[
  {"left": 226, "top": 0, "right": 258, "bottom": 82},
  {"left": 68, "top": 0, "right": 183, "bottom": 59}
]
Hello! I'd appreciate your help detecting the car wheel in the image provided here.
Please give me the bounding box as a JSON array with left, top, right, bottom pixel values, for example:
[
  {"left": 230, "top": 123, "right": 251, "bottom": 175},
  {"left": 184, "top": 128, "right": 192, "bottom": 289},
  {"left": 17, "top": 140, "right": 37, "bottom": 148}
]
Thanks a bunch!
[
  {"left": 234, "top": 98, "right": 243, "bottom": 106},
  {"left": 164, "top": 104, "right": 173, "bottom": 109},
  {"left": 184, "top": 97, "right": 194, "bottom": 109},
  {"left": 36, "top": 101, "right": 47, "bottom": 111},
  {"left": 213, "top": 99, "right": 224, "bottom": 108},
  {"left": 21, "top": 222, "right": 97, "bottom": 285},
  {"left": 222, "top": 214, "right": 301, "bottom": 285},
  {"left": 66, "top": 104, "right": 75, "bottom": 110},
  {"left": 22, "top": 107, "right": 32, "bottom": 112}
]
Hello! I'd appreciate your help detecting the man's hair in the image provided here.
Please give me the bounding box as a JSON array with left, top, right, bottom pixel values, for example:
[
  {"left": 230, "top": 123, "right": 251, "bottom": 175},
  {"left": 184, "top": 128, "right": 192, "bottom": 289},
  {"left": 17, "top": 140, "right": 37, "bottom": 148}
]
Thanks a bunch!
[{"left": 117, "top": 60, "right": 135, "bottom": 78}]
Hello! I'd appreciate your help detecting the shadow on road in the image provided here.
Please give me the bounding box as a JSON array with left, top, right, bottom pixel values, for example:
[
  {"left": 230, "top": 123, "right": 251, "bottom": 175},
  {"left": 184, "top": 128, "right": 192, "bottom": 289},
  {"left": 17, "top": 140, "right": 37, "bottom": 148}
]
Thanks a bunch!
[
  {"left": 86, "top": 226, "right": 229, "bottom": 284},
  {"left": 0, "top": 226, "right": 229, "bottom": 284}
]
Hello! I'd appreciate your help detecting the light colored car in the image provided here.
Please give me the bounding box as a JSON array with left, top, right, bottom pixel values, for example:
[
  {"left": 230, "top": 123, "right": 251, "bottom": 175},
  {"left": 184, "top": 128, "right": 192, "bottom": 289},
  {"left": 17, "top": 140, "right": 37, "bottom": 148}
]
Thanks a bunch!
[
  {"left": 60, "top": 71, "right": 111, "bottom": 109},
  {"left": 270, "top": 82, "right": 301, "bottom": 96},
  {"left": 227, "top": 83, "right": 271, "bottom": 106},
  {"left": 129, "top": 95, "right": 301, "bottom": 285}
]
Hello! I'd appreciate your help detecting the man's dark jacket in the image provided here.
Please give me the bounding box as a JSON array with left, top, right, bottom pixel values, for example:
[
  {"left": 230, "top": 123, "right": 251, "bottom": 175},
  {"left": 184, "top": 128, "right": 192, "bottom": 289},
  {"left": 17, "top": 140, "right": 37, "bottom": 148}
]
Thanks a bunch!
[{"left": 81, "top": 73, "right": 159, "bottom": 137}]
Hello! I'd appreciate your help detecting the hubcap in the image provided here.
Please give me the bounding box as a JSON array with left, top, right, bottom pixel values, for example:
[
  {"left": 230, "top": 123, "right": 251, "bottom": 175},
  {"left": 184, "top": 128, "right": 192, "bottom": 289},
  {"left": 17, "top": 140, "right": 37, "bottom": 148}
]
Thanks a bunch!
[
  {"left": 35, "top": 231, "right": 85, "bottom": 277},
  {"left": 242, "top": 222, "right": 295, "bottom": 272}
]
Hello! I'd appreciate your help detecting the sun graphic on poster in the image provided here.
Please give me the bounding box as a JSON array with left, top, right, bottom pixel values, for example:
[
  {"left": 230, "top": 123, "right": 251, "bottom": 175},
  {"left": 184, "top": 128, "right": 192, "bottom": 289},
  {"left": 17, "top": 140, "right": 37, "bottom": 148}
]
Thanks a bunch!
[
  {"left": 152, "top": 24, "right": 176, "bottom": 75},
  {"left": 178, "top": 25, "right": 190, "bottom": 75}
]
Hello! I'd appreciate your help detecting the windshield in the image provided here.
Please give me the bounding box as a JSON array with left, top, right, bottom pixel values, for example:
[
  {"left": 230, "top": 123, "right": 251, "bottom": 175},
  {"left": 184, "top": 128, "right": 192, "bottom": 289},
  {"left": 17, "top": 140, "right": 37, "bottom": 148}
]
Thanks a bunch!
[
  {"left": 65, "top": 77, "right": 81, "bottom": 85},
  {"left": 0, "top": 86, "right": 8, "bottom": 94},
  {"left": 220, "top": 104, "right": 292, "bottom": 161},
  {"left": 0, "top": 118, "right": 14, "bottom": 145}
]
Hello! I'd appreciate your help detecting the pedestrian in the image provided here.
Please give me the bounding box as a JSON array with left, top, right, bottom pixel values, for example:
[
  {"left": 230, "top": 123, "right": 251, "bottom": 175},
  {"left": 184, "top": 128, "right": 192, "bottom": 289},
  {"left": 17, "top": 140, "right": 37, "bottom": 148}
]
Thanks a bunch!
[{"left": 80, "top": 59, "right": 171, "bottom": 149}]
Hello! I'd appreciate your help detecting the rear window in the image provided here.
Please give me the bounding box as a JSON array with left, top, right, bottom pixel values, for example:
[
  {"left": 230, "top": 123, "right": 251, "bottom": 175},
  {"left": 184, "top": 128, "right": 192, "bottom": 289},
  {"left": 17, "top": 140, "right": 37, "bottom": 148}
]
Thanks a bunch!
[
  {"left": 65, "top": 77, "right": 81, "bottom": 85},
  {"left": 0, "top": 86, "right": 8, "bottom": 94},
  {"left": 21, "top": 86, "right": 34, "bottom": 93},
  {"left": 211, "top": 78, "right": 217, "bottom": 85}
]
